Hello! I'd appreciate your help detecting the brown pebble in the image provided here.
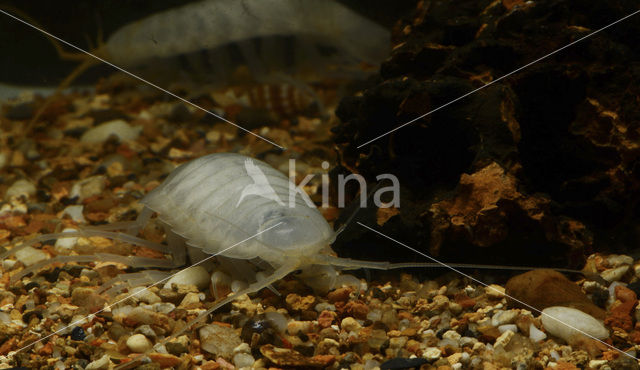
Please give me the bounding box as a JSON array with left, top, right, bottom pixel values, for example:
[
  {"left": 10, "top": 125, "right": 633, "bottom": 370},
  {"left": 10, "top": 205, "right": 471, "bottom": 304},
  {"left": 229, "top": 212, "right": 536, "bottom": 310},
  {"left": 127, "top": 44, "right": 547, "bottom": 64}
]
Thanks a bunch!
[
  {"left": 327, "top": 287, "right": 352, "bottom": 303},
  {"left": 286, "top": 293, "right": 316, "bottom": 311},
  {"left": 504, "top": 269, "right": 605, "bottom": 319},
  {"left": 344, "top": 301, "right": 369, "bottom": 319},
  {"left": 318, "top": 310, "right": 337, "bottom": 328},
  {"left": 604, "top": 285, "right": 637, "bottom": 331},
  {"left": 149, "top": 353, "right": 182, "bottom": 368}
]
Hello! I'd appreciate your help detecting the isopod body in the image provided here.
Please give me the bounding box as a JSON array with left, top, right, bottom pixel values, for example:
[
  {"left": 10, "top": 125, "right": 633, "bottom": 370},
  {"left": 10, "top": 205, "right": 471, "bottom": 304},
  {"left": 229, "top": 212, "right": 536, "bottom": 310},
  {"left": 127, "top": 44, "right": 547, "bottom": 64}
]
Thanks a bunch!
[{"left": 142, "top": 153, "right": 335, "bottom": 266}]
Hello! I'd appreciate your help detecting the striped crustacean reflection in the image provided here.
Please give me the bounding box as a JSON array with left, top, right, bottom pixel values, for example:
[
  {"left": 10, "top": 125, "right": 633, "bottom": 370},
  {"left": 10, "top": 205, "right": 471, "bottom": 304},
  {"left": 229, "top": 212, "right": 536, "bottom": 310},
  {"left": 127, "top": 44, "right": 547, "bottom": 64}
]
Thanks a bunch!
[{"left": 6, "top": 0, "right": 390, "bottom": 120}]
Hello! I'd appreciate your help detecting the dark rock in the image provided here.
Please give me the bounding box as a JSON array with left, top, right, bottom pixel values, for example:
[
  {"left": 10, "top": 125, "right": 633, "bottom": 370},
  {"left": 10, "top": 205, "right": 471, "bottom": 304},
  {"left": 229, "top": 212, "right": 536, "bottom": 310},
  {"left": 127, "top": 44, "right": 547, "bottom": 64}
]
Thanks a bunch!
[
  {"left": 380, "top": 357, "right": 428, "bottom": 370},
  {"left": 70, "top": 326, "right": 85, "bottom": 341},
  {"left": 332, "top": 0, "right": 640, "bottom": 266}
]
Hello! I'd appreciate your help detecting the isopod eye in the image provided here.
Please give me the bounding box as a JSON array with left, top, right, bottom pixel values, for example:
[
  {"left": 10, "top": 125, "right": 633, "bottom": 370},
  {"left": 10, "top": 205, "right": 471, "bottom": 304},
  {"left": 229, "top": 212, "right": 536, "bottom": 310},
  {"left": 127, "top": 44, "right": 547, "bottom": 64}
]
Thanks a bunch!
[{"left": 258, "top": 216, "right": 326, "bottom": 254}]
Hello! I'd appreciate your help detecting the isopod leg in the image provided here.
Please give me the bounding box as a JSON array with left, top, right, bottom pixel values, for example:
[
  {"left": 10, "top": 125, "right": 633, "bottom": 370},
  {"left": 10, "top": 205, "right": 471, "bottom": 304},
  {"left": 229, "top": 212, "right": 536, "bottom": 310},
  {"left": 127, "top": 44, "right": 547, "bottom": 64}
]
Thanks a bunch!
[{"left": 10, "top": 252, "right": 176, "bottom": 283}]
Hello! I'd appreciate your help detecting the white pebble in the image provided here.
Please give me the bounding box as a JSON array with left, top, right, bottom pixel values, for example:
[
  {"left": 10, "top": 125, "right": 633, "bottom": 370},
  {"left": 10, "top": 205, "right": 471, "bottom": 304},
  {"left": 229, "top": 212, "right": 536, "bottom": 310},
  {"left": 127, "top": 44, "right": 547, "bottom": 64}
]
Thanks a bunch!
[
  {"left": 126, "top": 334, "right": 152, "bottom": 353},
  {"left": 233, "top": 343, "right": 251, "bottom": 354},
  {"left": 442, "top": 330, "right": 461, "bottom": 341},
  {"left": 315, "top": 302, "right": 336, "bottom": 312},
  {"left": 85, "top": 354, "right": 111, "bottom": 370},
  {"left": 164, "top": 266, "right": 210, "bottom": 290},
  {"left": 529, "top": 323, "right": 547, "bottom": 342},
  {"left": 80, "top": 119, "right": 141, "bottom": 144},
  {"left": 15, "top": 246, "right": 48, "bottom": 266},
  {"left": 6, "top": 179, "right": 36, "bottom": 198},
  {"left": 60, "top": 205, "right": 86, "bottom": 223},
  {"left": 129, "top": 286, "right": 161, "bottom": 304},
  {"left": 588, "top": 359, "right": 609, "bottom": 369},
  {"left": 606, "top": 254, "right": 633, "bottom": 267},
  {"left": 491, "top": 310, "right": 518, "bottom": 326},
  {"left": 498, "top": 324, "right": 518, "bottom": 333},
  {"left": 2, "top": 259, "right": 17, "bottom": 270},
  {"left": 199, "top": 324, "right": 242, "bottom": 357},
  {"left": 153, "top": 302, "right": 176, "bottom": 314},
  {"left": 423, "top": 347, "right": 441, "bottom": 361},
  {"left": 233, "top": 352, "right": 255, "bottom": 368},
  {"left": 541, "top": 306, "right": 609, "bottom": 342},
  {"left": 601, "top": 265, "right": 629, "bottom": 282},
  {"left": 54, "top": 228, "right": 79, "bottom": 253}
]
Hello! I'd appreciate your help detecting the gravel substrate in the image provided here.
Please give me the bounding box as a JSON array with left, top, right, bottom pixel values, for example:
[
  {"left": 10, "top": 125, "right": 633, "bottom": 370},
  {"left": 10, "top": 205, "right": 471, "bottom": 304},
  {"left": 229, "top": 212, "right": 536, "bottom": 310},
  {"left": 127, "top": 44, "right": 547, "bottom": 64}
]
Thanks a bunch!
[{"left": 1, "top": 76, "right": 640, "bottom": 370}]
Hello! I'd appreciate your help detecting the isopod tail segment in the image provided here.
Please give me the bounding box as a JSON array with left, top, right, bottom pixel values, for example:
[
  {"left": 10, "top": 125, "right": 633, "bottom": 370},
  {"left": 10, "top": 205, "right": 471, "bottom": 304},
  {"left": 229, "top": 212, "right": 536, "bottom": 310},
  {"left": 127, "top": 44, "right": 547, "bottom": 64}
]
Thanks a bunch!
[{"left": 0, "top": 6, "right": 105, "bottom": 134}]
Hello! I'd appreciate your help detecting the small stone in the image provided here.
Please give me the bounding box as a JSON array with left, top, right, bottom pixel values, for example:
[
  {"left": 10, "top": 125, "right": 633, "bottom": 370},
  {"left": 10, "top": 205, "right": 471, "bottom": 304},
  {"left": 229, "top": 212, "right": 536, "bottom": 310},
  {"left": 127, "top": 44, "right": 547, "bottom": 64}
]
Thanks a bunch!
[
  {"left": 588, "top": 360, "right": 609, "bottom": 369},
  {"left": 6, "top": 179, "right": 36, "bottom": 198},
  {"left": 70, "top": 176, "right": 106, "bottom": 201},
  {"left": 601, "top": 266, "right": 630, "bottom": 283},
  {"left": 234, "top": 342, "right": 251, "bottom": 354},
  {"left": 130, "top": 286, "right": 162, "bottom": 305},
  {"left": 148, "top": 353, "right": 182, "bottom": 368},
  {"left": 126, "top": 334, "right": 153, "bottom": 353},
  {"left": 199, "top": 323, "right": 242, "bottom": 358},
  {"left": 367, "top": 329, "right": 388, "bottom": 349},
  {"left": 71, "top": 326, "right": 85, "bottom": 341},
  {"left": 15, "top": 246, "right": 48, "bottom": 266},
  {"left": 447, "top": 352, "right": 463, "bottom": 365},
  {"left": 442, "top": 330, "right": 461, "bottom": 341},
  {"left": 108, "top": 322, "right": 129, "bottom": 341},
  {"left": 233, "top": 352, "right": 255, "bottom": 368},
  {"left": 498, "top": 324, "right": 518, "bottom": 333},
  {"left": 153, "top": 302, "right": 176, "bottom": 314},
  {"left": 71, "top": 287, "right": 107, "bottom": 311},
  {"left": 485, "top": 284, "right": 505, "bottom": 298},
  {"left": 606, "top": 254, "right": 633, "bottom": 267},
  {"left": 179, "top": 292, "right": 202, "bottom": 309},
  {"left": 529, "top": 323, "right": 546, "bottom": 342},
  {"left": 60, "top": 205, "right": 86, "bottom": 223},
  {"left": 423, "top": 347, "right": 441, "bottom": 361},
  {"left": 604, "top": 285, "right": 637, "bottom": 331},
  {"left": 494, "top": 329, "right": 514, "bottom": 349},
  {"left": 491, "top": 310, "right": 518, "bottom": 326},
  {"left": 286, "top": 294, "right": 316, "bottom": 311},
  {"left": 341, "top": 317, "right": 361, "bottom": 332},
  {"left": 166, "top": 342, "right": 188, "bottom": 356},
  {"left": 134, "top": 325, "right": 157, "bottom": 340},
  {"left": 80, "top": 119, "right": 141, "bottom": 144},
  {"left": 287, "top": 320, "right": 314, "bottom": 335},
  {"left": 164, "top": 266, "right": 210, "bottom": 290},
  {"left": 260, "top": 344, "right": 335, "bottom": 367},
  {"left": 541, "top": 306, "right": 609, "bottom": 342},
  {"left": 85, "top": 354, "right": 111, "bottom": 370},
  {"left": 327, "top": 287, "right": 352, "bottom": 302}
]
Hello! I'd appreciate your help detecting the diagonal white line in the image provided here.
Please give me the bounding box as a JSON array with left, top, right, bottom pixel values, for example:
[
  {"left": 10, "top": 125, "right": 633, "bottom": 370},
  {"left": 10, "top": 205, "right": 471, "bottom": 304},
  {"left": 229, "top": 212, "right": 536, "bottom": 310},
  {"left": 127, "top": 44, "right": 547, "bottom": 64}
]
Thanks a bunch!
[
  {"left": 0, "top": 9, "right": 286, "bottom": 150},
  {"left": 357, "top": 221, "right": 639, "bottom": 360},
  {"left": 9, "top": 222, "right": 283, "bottom": 356},
  {"left": 357, "top": 8, "right": 640, "bottom": 148}
]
